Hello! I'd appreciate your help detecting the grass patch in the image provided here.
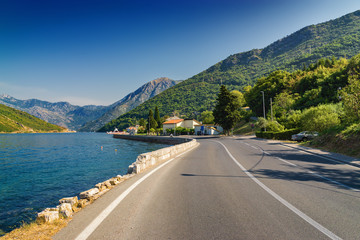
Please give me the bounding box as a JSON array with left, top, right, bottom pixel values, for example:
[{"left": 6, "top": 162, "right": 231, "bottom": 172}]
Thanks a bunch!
[
  {"left": 0, "top": 218, "right": 70, "bottom": 240},
  {"left": 233, "top": 120, "right": 258, "bottom": 135},
  {"left": 308, "top": 131, "right": 360, "bottom": 158}
]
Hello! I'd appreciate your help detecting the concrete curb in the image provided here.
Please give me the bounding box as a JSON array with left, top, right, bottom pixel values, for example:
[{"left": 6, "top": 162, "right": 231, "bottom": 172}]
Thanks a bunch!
[
  {"left": 35, "top": 137, "right": 199, "bottom": 223},
  {"left": 127, "top": 138, "right": 199, "bottom": 174}
]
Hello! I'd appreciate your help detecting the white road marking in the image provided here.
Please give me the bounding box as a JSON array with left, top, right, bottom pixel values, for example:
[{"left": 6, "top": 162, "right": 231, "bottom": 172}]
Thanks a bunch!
[
  {"left": 272, "top": 157, "right": 359, "bottom": 191},
  {"left": 307, "top": 170, "right": 360, "bottom": 192},
  {"left": 216, "top": 141, "right": 342, "bottom": 240},
  {"left": 251, "top": 145, "right": 258, "bottom": 150},
  {"left": 75, "top": 144, "right": 199, "bottom": 240},
  {"left": 279, "top": 143, "right": 357, "bottom": 168},
  {"left": 276, "top": 157, "right": 297, "bottom": 167},
  {"left": 244, "top": 141, "right": 359, "bottom": 192}
]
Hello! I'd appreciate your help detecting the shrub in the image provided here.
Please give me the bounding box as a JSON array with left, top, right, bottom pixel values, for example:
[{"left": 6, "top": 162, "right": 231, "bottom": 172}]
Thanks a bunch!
[
  {"left": 341, "top": 122, "right": 360, "bottom": 137},
  {"left": 266, "top": 121, "right": 285, "bottom": 132},
  {"left": 256, "top": 128, "right": 300, "bottom": 140},
  {"left": 299, "top": 104, "right": 341, "bottom": 132},
  {"left": 284, "top": 110, "right": 302, "bottom": 129}
]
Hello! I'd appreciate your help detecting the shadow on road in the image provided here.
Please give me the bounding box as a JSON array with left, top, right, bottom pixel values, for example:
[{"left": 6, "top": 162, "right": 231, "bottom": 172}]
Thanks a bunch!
[
  {"left": 250, "top": 166, "right": 360, "bottom": 193},
  {"left": 181, "top": 173, "right": 245, "bottom": 178}
]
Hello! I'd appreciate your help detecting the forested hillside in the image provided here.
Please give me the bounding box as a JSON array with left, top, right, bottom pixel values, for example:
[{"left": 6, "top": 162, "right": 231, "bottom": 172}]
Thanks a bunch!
[
  {"left": 100, "top": 10, "right": 360, "bottom": 132},
  {"left": 0, "top": 104, "right": 67, "bottom": 133}
]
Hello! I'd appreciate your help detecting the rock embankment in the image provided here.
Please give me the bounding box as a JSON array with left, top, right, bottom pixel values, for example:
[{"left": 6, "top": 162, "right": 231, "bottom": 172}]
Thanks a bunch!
[{"left": 36, "top": 137, "right": 198, "bottom": 223}]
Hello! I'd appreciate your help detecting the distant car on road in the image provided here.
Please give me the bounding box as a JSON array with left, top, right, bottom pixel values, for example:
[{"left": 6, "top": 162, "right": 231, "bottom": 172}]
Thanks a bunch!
[{"left": 291, "top": 131, "right": 319, "bottom": 142}]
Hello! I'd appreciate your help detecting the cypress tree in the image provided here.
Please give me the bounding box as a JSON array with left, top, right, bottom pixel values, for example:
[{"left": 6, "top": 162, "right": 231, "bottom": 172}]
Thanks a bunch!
[
  {"left": 147, "top": 109, "right": 158, "bottom": 131},
  {"left": 213, "top": 85, "right": 241, "bottom": 135},
  {"left": 154, "top": 106, "right": 161, "bottom": 128}
]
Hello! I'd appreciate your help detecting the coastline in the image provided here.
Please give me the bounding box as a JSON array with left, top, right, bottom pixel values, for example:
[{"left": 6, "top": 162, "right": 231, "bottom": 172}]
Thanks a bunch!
[{"left": 0, "top": 135, "right": 198, "bottom": 240}]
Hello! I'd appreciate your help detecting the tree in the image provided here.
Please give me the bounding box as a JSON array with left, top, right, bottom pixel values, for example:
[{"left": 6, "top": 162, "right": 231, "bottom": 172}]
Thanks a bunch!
[
  {"left": 138, "top": 118, "right": 146, "bottom": 127},
  {"left": 200, "top": 110, "right": 214, "bottom": 124},
  {"left": 147, "top": 109, "right": 158, "bottom": 131},
  {"left": 154, "top": 106, "right": 162, "bottom": 128},
  {"left": 340, "top": 75, "right": 360, "bottom": 121},
  {"left": 213, "top": 85, "right": 241, "bottom": 135},
  {"left": 299, "top": 104, "right": 340, "bottom": 132},
  {"left": 231, "top": 90, "right": 246, "bottom": 107}
]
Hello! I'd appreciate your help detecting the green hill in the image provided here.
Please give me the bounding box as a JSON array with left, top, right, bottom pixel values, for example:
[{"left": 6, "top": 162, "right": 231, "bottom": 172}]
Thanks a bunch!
[
  {"left": 100, "top": 10, "right": 360, "bottom": 132},
  {"left": 0, "top": 104, "right": 67, "bottom": 133}
]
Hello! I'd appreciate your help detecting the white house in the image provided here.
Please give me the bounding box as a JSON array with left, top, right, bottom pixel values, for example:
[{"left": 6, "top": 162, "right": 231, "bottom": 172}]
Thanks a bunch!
[
  {"left": 126, "top": 125, "right": 139, "bottom": 135},
  {"left": 162, "top": 119, "right": 184, "bottom": 134},
  {"left": 194, "top": 124, "right": 223, "bottom": 135},
  {"left": 162, "top": 118, "right": 201, "bottom": 134}
]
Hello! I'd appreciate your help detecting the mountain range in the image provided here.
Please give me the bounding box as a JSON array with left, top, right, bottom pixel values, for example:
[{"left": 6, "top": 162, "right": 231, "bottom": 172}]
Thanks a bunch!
[
  {"left": 0, "top": 77, "right": 178, "bottom": 131},
  {"left": 100, "top": 10, "right": 360, "bottom": 132},
  {"left": 0, "top": 103, "right": 67, "bottom": 133},
  {"left": 78, "top": 77, "right": 178, "bottom": 131}
]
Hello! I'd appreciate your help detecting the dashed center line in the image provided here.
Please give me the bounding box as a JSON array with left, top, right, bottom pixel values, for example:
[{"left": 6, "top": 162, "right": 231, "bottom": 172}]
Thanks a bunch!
[
  {"left": 275, "top": 157, "right": 297, "bottom": 167},
  {"left": 240, "top": 140, "right": 359, "bottom": 192}
]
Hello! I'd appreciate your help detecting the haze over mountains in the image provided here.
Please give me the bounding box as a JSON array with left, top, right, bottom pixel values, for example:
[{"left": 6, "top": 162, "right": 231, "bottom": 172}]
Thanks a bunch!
[
  {"left": 0, "top": 78, "right": 178, "bottom": 131},
  {"left": 100, "top": 10, "right": 360, "bottom": 131},
  {"left": 79, "top": 77, "right": 178, "bottom": 132}
]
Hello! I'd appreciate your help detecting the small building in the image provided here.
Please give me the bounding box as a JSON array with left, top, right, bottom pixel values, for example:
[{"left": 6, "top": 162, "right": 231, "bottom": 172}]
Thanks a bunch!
[
  {"left": 126, "top": 126, "right": 138, "bottom": 135},
  {"left": 162, "top": 119, "right": 184, "bottom": 134},
  {"left": 194, "top": 124, "right": 223, "bottom": 135},
  {"left": 183, "top": 119, "right": 201, "bottom": 129},
  {"left": 162, "top": 118, "right": 201, "bottom": 134}
]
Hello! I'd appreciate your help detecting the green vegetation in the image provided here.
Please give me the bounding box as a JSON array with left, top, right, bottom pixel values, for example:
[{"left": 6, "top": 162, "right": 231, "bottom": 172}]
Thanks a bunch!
[
  {"left": 99, "top": 10, "right": 360, "bottom": 132},
  {"left": 200, "top": 110, "right": 214, "bottom": 124},
  {"left": 213, "top": 85, "right": 241, "bottom": 135},
  {"left": 248, "top": 53, "right": 360, "bottom": 157},
  {"left": 0, "top": 104, "right": 66, "bottom": 133},
  {"left": 246, "top": 56, "right": 354, "bottom": 129}
]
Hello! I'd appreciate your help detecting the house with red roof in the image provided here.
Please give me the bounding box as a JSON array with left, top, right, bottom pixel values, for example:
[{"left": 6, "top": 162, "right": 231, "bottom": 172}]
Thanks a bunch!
[{"left": 162, "top": 118, "right": 201, "bottom": 134}]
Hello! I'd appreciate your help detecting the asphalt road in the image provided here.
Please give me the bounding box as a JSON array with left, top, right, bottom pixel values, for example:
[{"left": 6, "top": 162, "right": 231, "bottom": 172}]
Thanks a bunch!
[{"left": 54, "top": 136, "right": 360, "bottom": 240}]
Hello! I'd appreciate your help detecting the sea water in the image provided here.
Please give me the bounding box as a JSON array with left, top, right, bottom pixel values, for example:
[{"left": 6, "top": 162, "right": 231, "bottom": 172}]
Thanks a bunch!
[{"left": 0, "top": 132, "right": 169, "bottom": 235}]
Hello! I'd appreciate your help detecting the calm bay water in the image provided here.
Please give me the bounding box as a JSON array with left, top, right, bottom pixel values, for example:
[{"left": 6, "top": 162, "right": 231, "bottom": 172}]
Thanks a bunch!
[{"left": 0, "top": 133, "right": 169, "bottom": 235}]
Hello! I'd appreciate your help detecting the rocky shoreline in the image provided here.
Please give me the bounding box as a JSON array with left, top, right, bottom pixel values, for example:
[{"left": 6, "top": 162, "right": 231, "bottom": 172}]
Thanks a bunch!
[{"left": 35, "top": 136, "right": 198, "bottom": 224}]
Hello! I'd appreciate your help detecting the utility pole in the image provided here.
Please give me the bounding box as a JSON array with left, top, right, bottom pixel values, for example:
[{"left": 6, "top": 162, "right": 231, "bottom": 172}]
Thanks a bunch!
[
  {"left": 173, "top": 111, "right": 176, "bottom": 136},
  {"left": 260, "top": 91, "right": 266, "bottom": 132},
  {"left": 270, "top": 98, "right": 273, "bottom": 121}
]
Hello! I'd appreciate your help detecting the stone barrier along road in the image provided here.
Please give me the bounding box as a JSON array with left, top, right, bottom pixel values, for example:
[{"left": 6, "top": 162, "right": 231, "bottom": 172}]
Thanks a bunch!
[
  {"left": 36, "top": 136, "right": 198, "bottom": 224},
  {"left": 112, "top": 134, "right": 193, "bottom": 144},
  {"left": 128, "top": 138, "right": 199, "bottom": 174}
]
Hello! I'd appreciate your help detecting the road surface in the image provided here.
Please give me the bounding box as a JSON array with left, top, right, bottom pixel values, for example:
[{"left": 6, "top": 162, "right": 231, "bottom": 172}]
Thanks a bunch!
[{"left": 54, "top": 136, "right": 360, "bottom": 240}]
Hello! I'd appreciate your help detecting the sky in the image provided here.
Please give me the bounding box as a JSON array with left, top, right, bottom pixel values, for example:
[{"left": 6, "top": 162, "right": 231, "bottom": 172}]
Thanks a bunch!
[{"left": 1, "top": 0, "right": 360, "bottom": 106}]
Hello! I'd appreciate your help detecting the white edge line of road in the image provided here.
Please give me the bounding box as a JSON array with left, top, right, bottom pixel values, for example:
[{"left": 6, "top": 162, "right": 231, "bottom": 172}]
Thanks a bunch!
[
  {"left": 242, "top": 139, "right": 359, "bottom": 192},
  {"left": 215, "top": 140, "right": 342, "bottom": 240},
  {"left": 74, "top": 143, "right": 199, "bottom": 240},
  {"left": 279, "top": 142, "right": 360, "bottom": 168}
]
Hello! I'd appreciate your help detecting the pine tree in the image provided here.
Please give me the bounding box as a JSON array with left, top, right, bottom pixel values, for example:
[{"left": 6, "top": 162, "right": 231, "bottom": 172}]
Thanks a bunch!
[{"left": 213, "top": 85, "right": 241, "bottom": 135}]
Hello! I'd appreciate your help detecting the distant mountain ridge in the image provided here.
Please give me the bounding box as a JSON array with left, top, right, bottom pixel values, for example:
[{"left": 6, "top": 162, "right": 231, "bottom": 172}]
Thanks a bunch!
[
  {"left": 0, "top": 103, "right": 66, "bottom": 133},
  {"left": 79, "top": 77, "right": 178, "bottom": 132},
  {"left": 0, "top": 94, "right": 109, "bottom": 130},
  {"left": 0, "top": 77, "right": 178, "bottom": 131},
  {"left": 100, "top": 10, "right": 360, "bottom": 131}
]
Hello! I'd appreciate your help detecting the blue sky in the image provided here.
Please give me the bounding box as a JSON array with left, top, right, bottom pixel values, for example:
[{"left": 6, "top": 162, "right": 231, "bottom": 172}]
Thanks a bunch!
[{"left": 1, "top": 0, "right": 360, "bottom": 106}]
